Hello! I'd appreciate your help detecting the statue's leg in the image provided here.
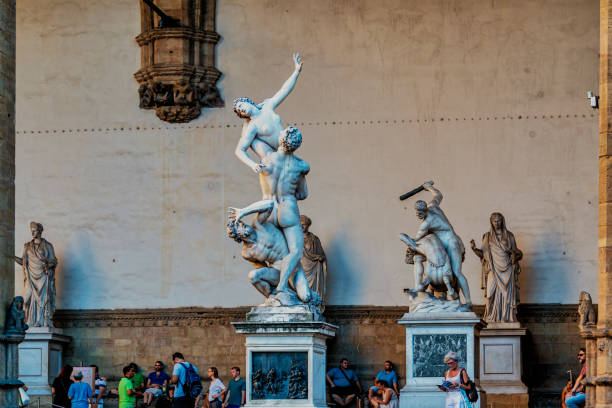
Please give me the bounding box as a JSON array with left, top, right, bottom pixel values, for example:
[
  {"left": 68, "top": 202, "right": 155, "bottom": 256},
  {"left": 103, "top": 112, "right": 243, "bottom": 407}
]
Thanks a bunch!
[
  {"left": 449, "top": 249, "right": 471, "bottom": 305},
  {"left": 277, "top": 224, "right": 304, "bottom": 293},
  {"left": 248, "top": 267, "right": 280, "bottom": 298},
  {"left": 292, "top": 264, "right": 312, "bottom": 303},
  {"left": 251, "top": 137, "right": 274, "bottom": 161},
  {"left": 413, "top": 255, "right": 426, "bottom": 291}
]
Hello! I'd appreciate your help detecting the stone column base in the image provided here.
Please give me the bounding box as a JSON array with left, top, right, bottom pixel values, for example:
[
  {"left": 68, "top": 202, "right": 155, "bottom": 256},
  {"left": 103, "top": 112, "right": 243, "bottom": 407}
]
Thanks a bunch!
[
  {"left": 232, "top": 306, "right": 337, "bottom": 408},
  {"left": 0, "top": 333, "right": 25, "bottom": 408},
  {"left": 486, "top": 393, "right": 529, "bottom": 408},
  {"left": 18, "top": 327, "right": 71, "bottom": 395},
  {"left": 398, "top": 311, "right": 487, "bottom": 408},
  {"left": 478, "top": 323, "right": 527, "bottom": 405}
]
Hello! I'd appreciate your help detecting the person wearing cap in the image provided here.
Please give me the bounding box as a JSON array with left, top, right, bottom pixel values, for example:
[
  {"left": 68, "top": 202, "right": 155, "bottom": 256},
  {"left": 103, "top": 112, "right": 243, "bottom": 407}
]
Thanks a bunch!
[{"left": 67, "top": 371, "right": 93, "bottom": 408}]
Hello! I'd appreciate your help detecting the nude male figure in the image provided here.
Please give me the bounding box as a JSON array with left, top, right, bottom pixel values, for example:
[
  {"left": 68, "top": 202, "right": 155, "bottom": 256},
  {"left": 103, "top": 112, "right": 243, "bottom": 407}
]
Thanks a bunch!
[
  {"left": 227, "top": 203, "right": 311, "bottom": 303},
  {"left": 230, "top": 126, "right": 310, "bottom": 304},
  {"left": 413, "top": 182, "right": 472, "bottom": 306}
]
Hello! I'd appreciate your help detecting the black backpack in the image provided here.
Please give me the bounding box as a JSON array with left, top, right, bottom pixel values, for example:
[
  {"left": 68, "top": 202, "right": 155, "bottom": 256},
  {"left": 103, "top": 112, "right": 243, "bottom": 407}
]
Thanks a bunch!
[
  {"left": 460, "top": 369, "right": 478, "bottom": 403},
  {"left": 180, "top": 362, "right": 203, "bottom": 398}
]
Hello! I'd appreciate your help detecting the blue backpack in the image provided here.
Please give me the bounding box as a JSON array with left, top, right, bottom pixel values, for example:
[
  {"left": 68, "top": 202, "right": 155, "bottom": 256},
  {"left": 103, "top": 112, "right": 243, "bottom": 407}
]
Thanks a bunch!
[{"left": 180, "top": 363, "right": 203, "bottom": 398}]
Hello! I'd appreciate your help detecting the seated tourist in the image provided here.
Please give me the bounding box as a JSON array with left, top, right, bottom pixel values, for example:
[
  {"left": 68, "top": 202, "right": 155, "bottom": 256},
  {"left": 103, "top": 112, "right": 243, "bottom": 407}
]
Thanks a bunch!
[
  {"left": 367, "top": 377, "right": 382, "bottom": 408},
  {"left": 375, "top": 361, "right": 399, "bottom": 396},
  {"left": 90, "top": 364, "right": 107, "bottom": 407},
  {"left": 326, "top": 358, "right": 362, "bottom": 407},
  {"left": 369, "top": 380, "right": 398, "bottom": 408},
  {"left": 565, "top": 348, "right": 586, "bottom": 408},
  {"left": 143, "top": 361, "right": 170, "bottom": 407}
]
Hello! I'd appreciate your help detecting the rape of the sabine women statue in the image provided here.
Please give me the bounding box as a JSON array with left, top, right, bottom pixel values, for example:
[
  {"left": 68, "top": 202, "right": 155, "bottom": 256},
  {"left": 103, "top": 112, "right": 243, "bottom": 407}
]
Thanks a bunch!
[
  {"left": 14, "top": 222, "right": 58, "bottom": 328},
  {"left": 470, "top": 213, "right": 522, "bottom": 323},
  {"left": 228, "top": 54, "right": 320, "bottom": 310},
  {"left": 399, "top": 182, "right": 472, "bottom": 312}
]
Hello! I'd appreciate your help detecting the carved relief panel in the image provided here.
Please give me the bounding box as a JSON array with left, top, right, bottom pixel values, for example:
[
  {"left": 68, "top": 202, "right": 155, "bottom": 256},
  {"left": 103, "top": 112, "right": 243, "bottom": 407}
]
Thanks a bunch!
[{"left": 135, "top": 0, "right": 223, "bottom": 123}]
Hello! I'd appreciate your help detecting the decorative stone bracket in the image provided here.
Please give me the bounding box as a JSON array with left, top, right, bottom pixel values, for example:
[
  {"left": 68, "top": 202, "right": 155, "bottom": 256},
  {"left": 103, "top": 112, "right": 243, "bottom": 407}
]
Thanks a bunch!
[{"left": 134, "top": 0, "right": 223, "bottom": 123}]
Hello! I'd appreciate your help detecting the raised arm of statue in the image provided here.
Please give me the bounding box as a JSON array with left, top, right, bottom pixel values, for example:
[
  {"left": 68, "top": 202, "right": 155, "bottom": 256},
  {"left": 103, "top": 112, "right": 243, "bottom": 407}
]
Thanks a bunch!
[
  {"left": 469, "top": 239, "right": 484, "bottom": 259},
  {"left": 422, "top": 181, "right": 442, "bottom": 207},
  {"left": 14, "top": 256, "right": 23, "bottom": 266},
  {"left": 235, "top": 122, "right": 265, "bottom": 173},
  {"left": 268, "top": 53, "right": 302, "bottom": 109}
]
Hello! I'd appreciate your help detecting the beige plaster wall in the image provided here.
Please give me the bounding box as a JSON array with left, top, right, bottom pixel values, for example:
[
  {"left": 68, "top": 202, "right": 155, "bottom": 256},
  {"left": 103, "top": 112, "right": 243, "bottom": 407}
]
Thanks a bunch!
[{"left": 14, "top": 0, "right": 599, "bottom": 309}]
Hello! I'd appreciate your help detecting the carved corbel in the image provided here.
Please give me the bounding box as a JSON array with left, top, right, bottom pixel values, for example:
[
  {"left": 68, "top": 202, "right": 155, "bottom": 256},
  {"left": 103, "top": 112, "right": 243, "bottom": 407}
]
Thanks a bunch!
[{"left": 135, "top": 0, "right": 224, "bottom": 123}]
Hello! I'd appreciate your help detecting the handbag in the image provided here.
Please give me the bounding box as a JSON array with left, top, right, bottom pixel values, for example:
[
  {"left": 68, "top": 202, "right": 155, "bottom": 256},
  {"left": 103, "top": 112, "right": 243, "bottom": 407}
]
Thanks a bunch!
[
  {"left": 18, "top": 387, "right": 29, "bottom": 407},
  {"left": 460, "top": 369, "right": 478, "bottom": 403}
]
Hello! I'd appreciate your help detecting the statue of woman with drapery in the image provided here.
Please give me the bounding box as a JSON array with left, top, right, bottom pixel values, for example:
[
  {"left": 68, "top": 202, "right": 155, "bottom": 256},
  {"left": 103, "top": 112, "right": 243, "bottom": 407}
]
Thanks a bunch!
[
  {"left": 300, "top": 215, "right": 327, "bottom": 304},
  {"left": 470, "top": 213, "right": 522, "bottom": 323}
]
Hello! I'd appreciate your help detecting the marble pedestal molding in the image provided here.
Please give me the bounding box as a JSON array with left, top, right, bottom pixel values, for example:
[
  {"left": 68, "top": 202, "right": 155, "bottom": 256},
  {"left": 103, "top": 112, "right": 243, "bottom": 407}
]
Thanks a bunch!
[
  {"left": 18, "top": 327, "right": 71, "bottom": 395},
  {"left": 398, "top": 312, "right": 486, "bottom": 408},
  {"left": 478, "top": 322, "right": 527, "bottom": 403},
  {"left": 232, "top": 306, "right": 337, "bottom": 408}
]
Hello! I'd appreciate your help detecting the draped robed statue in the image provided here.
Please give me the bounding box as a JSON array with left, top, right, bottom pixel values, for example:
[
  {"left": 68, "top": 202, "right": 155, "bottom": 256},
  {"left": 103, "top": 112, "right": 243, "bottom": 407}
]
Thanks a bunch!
[
  {"left": 470, "top": 212, "right": 522, "bottom": 323},
  {"left": 15, "top": 222, "right": 58, "bottom": 328}
]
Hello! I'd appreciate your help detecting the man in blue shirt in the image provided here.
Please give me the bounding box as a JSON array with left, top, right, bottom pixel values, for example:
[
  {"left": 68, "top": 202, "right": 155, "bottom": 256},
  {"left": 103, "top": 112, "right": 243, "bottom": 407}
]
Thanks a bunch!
[
  {"left": 170, "top": 352, "right": 199, "bottom": 408},
  {"left": 67, "top": 371, "right": 93, "bottom": 408},
  {"left": 326, "top": 358, "right": 362, "bottom": 407},
  {"left": 376, "top": 361, "right": 399, "bottom": 396}
]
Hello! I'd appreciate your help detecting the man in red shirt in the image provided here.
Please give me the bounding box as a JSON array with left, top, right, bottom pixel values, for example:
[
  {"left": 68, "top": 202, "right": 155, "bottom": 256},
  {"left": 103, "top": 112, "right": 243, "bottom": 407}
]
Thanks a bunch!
[{"left": 565, "top": 348, "right": 586, "bottom": 408}]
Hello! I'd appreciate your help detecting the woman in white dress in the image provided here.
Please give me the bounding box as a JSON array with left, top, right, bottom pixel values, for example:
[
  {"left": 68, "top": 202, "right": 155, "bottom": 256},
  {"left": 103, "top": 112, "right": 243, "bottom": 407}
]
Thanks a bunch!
[
  {"left": 370, "top": 379, "right": 398, "bottom": 408},
  {"left": 437, "top": 352, "right": 471, "bottom": 408}
]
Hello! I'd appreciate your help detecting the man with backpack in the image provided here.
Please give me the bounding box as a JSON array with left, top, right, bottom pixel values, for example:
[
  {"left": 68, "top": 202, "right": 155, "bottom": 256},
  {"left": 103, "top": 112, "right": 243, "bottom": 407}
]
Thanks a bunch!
[{"left": 170, "top": 352, "right": 203, "bottom": 408}]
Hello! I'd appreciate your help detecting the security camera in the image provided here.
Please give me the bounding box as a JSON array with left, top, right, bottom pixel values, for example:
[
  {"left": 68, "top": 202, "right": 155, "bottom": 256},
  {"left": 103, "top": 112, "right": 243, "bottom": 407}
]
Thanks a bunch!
[{"left": 588, "top": 91, "right": 599, "bottom": 109}]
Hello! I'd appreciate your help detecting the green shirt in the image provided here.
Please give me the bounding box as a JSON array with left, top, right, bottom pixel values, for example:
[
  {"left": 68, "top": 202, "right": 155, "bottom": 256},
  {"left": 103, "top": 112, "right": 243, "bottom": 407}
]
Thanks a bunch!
[
  {"left": 118, "top": 377, "right": 135, "bottom": 408},
  {"left": 132, "top": 373, "right": 146, "bottom": 390}
]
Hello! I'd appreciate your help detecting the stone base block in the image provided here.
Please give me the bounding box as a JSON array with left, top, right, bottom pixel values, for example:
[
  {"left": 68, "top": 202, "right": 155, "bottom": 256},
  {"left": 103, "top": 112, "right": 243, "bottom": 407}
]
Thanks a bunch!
[
  {"left": 479, "top": 324, "right": 527, "bottom": 398},
  {"left": 398, "top": 312, "right": 486, "bottom": 408},
  {"left": 18, "top": 327, "right": 71, "bottom": 395},
  {"left": 233, "top": 307, "right": 337, "bottom": 408},
  {"left": 485, "top": 393, "right": 529, "bottom": 408}
]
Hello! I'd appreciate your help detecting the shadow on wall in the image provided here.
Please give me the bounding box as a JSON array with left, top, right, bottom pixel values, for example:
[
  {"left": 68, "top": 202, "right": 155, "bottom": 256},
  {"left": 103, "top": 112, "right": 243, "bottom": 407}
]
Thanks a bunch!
[
  {"left": 57, "top": 229, "right": 105, "bottom": 310},
  {"left": 518, "top": 231, "right": 571, "bottom": 304},
  {"left": 325, "top": 227, "right": 368, "bottom": 304}
]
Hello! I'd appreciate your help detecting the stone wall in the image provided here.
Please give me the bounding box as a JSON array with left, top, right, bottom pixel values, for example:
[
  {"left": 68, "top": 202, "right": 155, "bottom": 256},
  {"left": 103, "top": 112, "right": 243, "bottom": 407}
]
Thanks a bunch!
[
  {"left": 52, "top": 304, "right": 585, "bottom": 407},
  {"left": 14, "top": 0, "right": 600, "bottom": 309}
]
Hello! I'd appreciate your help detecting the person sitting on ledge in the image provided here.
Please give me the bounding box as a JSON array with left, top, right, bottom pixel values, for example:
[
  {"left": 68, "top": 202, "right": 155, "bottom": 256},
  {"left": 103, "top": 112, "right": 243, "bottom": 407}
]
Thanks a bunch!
[
  {"left": 369, "top": 380, "right": 398, "bottom": 408},
  {"left": 375, "top": 361, "right": 399, "bottom": 397},
  {"left": 143, "top": 361, "right": 170, "bottom": 407},
  {"left": 326, "top": 358, "right": 362, "bottom": 407},
  {"left": 565, "top": 348, "right": 586, "bottom": 408}
]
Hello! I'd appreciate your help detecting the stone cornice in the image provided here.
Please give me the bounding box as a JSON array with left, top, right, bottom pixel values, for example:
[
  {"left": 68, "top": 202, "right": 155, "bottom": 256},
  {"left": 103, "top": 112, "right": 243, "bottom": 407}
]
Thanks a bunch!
[{"left": 52, "top": 304, "right": 582, "bottom": 328}]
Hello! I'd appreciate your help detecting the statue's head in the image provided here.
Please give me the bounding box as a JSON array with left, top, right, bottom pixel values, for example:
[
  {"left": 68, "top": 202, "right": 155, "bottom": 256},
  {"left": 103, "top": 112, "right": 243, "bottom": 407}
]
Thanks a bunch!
[
  {"left": 30, "top": 221, "right": 43, "bottom": 238},
  {"left": 414, "top": 200, "right": 428, "bottom": 220},
  {"left": 13, "top": 296, "right": 23, "bottom": 310},
  {"left": 490, "top": 212, "right": 505, "bottom": 231},
  {"left": 233, "top": 97, "right": 260, "bottom": 119},
  {"left": 300, "top": 215, "right": 311, "bottom": 233},
  {"left": 579, "top": 291, "right": 592, "bottom": 304},
  {"left": 279, "top": 126, "right": 302, "bottom": 153},
  {"left": 227, "top": 220, "right": 254, "bottom": 243}
]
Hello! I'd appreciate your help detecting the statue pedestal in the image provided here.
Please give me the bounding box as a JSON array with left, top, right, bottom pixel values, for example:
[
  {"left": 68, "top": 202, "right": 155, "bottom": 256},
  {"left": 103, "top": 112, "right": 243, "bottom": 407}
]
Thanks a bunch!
[
  {"left": 0, "top": 333, "right": 25, "bottom": 408},
  {"left": 232, "top": 306, "right": 337, "bottom": 408},
  {"left": 398, "top": 312, "right": 486, "bottom": 408},
  {"left": 478, "top": 323, "right": 528, "bottom": 407},
  {"left": 18, "top": 327, "right": 71, "bottom": 395}
]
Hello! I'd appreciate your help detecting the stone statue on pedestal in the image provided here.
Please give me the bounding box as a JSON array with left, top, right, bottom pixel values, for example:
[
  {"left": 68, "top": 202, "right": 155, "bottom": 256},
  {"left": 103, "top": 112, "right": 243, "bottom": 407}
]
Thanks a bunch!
[
  {"left": 399, "top": 182, "right": 471, "bottom": 312},
  {"left": 15, "top": 222, "right": 57, "bottom": 328},
  {"left": 300, "top": 215, "right": 327, "bottom": 304},
  {"left": 228, "top": 55, "right": 322, "bottom": 312},
  {"left": 470, "top": 212, "right": 522, "bottom": 323},
  {"left": 578, "top": 291, "right": 596, "bottom": 329}
]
